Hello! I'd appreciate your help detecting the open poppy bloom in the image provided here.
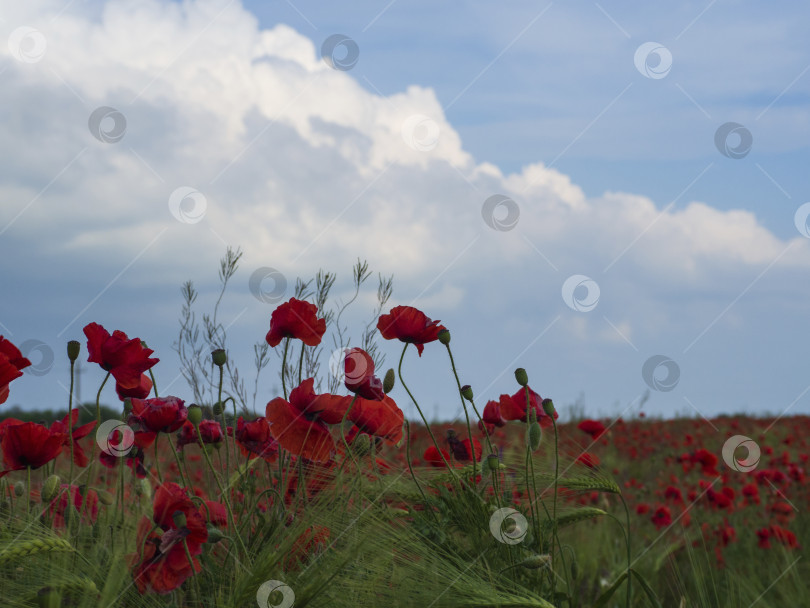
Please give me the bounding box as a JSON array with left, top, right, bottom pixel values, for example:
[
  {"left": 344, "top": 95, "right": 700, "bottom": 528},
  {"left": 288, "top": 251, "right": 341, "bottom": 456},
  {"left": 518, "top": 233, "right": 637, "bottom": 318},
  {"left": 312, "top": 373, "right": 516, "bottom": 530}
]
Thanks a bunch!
[
  {"left": 116, "top": 373, "right": 153, "bottom": 400},
  {"left": 131, "top": 482, "right": 208, "bottom": 594},
  {"left": 344, "top": 347, "right": 384, "bottom": 401},
  {"left": 376, "top": 306, "right": 447, "bottom": 356},
  {"left": 0, "top": 336, "right": 32, "bottom": 405},
  {"left": 347, "top": 394, "right": 404, "bottom": 444},
  {"left": 0, "top": 421, "right": 66, "bottom": 477},
  {"left": 265, "top": 298, "right": 327, "bottom": 347},
  {"left": 176, "top": 419, "right": 223, "bottom": 450},
  {"left": 577, "top": 419, "right": 607, "bottom": 440},
  {"left": 49, "top": 410, "right": 96, "bottom": 467},
  {"left": 128, "top": 396, "right": 187, "bottom": 434},
  {"left": 83, "top": 323, "right": 159, "bottom": 390},
  {"left": 423, "top": 445, "right": 450, "bottom": 467},
  {"left": 499, "top": 387, "right": 558, "bottom": 427},
  {"left": 232, "top": 417, "right": 279, "bottom": 462},
  {"left": 266, "top": 378, "right": 351, "bottom": 463}
]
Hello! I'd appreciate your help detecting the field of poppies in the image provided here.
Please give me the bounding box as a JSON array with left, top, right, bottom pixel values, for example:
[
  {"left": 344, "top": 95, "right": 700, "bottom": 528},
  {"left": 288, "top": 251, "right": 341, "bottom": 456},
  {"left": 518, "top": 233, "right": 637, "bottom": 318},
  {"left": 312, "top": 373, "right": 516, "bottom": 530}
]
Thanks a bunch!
[{"left": 0, "top": 253, "right": 807, "bottom": 607}]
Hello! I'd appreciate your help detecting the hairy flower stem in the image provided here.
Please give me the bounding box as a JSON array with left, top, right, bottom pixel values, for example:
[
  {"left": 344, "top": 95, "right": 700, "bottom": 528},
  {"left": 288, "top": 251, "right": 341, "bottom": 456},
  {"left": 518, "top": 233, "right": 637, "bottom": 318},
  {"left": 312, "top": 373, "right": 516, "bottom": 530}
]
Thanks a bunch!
[
  {"left": 67, "top": 359, "right": 76, "bottom": 487},
  {"left": 154, "top": 436, "right": 163, "bottom": 483},
  {"left": 81, "top": 371, "right": 110, "bottom": 527},
  {"left": 217, "top": 363, "right": 230, "bottom": 476},
  {"left": 443, "top": 343, "right": 477, "bottom": 483},
  {"left": 149, "top": 368, "right": 159, "bottom": 398},
  {"left": 297, "top": 345, "right": 304, "bottom": 386},
  {"left": 550, "top": 413, "right": 561, "bottom": 586},
  {"left": 281, "top": 337, "right": 290, "bottom": 400},
  {"left": 339, "top": 395, "right": 360, "bottom": 470},
  {"left": 397, "top": 344, "right": 458, "bottom": 483}
]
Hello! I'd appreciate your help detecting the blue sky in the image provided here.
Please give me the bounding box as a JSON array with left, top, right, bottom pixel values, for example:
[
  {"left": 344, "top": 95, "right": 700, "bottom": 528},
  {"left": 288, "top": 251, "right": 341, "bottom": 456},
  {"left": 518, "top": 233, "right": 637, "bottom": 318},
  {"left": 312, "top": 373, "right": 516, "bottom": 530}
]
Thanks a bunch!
[{"left": 1, "top": 0, "right": 809, "bottom": 426}]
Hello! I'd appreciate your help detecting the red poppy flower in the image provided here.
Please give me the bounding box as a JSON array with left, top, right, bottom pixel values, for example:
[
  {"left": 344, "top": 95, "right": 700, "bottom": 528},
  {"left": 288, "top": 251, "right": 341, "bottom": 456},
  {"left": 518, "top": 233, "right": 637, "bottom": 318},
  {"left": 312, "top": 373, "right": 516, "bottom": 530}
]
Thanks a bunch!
[
  {"left": 423, "top": 445, "right": 450, "bottom": 467},
  {"left": 577, "top": 419, "right": 607, "bottom": 440},
  {"left": 83, "top": 323, "right": 159, "bottom": 390},
  {"left": 131, "top": 482, "right": 208, "bottom": 594},
  {"left": 576, "top": 452, "right": 600, "bottom": 468},
  {"left": 0, "top": 336, "right": 32, "bottom": 405},
  {"left": 116, "top": 374, "right": 153, "bottom": 400},
  {"left": 344, "top": 347, "right": 384, "bottom": 400},
  {"left": 49, "top": 410, "right": 96, "bottom": 467},
  {"left": 232, "top": 417, "right": 279, "bottom": 463},
  {"left": 499, "top": 387, "right": 558, "bottom": 427},
  {"left": 128, "top": 396, "right": 187, "bottom": 434},
  {"left": 284, "top": 525, "right": 330, "bottom": 569},
  {"left": 482, "top": 399, "right": 506, "bottom": 428},
  {"left": 651, "top": 505, "right": 672, "bottom": 530},
  {"left": 0, "top": 421, "right": 65, "bottom": 477},
  {"left": 265, "top": 298, "right": 327, "bottom": 347},
  {"left": 376, "top": 306, "right": 447, "bottom": 356},
  {"left": 757, "top": 524, "right": 800, "bottom": 550},
  {"left": 48, "top": 484, "right": 98, "bottom": 528},
  {"left": 176, "top": 419, "right": 223, "bottom": 450},
  {"left": 347, "top": 394, "right": 404, "bottom": 444},
  {"left": 266, "top": 378, "right": 351, "bottom": 463}
]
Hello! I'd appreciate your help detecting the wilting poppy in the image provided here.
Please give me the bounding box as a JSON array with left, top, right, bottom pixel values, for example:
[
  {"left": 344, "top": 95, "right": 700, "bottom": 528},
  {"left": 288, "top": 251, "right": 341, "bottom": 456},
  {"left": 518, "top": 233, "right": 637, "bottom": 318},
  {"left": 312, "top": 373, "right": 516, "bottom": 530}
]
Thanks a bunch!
[
  {"left": 265, "top": 298, "right": 327, "bottom": 347},
  {"left": 83, "top": 323, "right": 159, "bottom": 390},
  {"left": 376, "top": 306, "right": 447, "bottom": 356}
]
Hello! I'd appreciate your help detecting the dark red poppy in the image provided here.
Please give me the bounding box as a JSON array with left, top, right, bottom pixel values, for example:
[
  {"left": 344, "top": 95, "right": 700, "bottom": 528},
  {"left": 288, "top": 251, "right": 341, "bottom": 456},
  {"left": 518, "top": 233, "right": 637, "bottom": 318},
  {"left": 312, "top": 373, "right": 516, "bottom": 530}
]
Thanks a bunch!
[
  {"left": 232, "top": 417, "right": 278, "bottom": 462},
  {"left": 757, "top": 524, "right": 800, "bottom": 550},
  {"left": 499, "top": 387, "right": 558, "bottom": 427},
  {"left": 48, "top": 484, "right": 99, "bottom": 528},
  {"left": 83, "top": 323, "right": 159, "bottom": 390},
  {"left": 265, "top": 378, "right": 351, "bottom": 463},
  {"left": 176, "top": 419, "right": 223, "bottom": 450},
  {"left": 128, "top": 396, "right": 187, "bottom": 434},
  {"left": 347, "top": 394, "right": 404, "bottom": 444},
  {"left": 651, "top": 505, "right": 672, "bottom": 530},
  {"left": 445, "top": 430, "right": 482, "bottom": 462},
  {"left": 49, "top": 410, "right": 96, "bottom": 467},
  {"left": 265, "top": 298, "right": 327, "bottom": 347},
  {"left": 376, "top": 306, "right": 447, "bottom": 356},
  {"left": 0, "top": 336, "right": 31, "bottom": 405},
  {"left": 344, "top": 347, "right": 384, "bottom": 400},
  {"left": 131, "top": 482, "right": 208, "bottom": 594},
  {"left": 0, "top": 421, "right": 65, "bottom": 477},
  {"left": 482, "top": 399, "right": 507, "bottom": 428},
  {"left": 423, "top": 445, "right": 450, "bottom": 467},
  {"left": 116, "top": 374, "right": 153, "bottom": 400},
  {"left": 577, "top": 419, "right": 607, "bottom": 440}
]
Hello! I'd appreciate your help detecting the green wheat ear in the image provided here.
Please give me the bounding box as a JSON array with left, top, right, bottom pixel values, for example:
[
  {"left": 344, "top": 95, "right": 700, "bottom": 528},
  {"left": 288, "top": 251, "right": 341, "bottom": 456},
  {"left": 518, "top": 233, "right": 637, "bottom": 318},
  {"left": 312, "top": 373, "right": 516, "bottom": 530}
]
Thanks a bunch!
[
  {"left": 539, "top": 507, "right": 608, "bottom": 534},
  {"left": 0, "top": 537, "right": 74, "bottom": 565}
]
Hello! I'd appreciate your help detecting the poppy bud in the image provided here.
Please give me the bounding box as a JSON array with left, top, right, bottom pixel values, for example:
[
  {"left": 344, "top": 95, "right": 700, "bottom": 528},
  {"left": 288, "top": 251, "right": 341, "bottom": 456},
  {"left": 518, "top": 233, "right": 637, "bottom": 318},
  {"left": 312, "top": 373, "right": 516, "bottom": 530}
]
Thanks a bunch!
[
  {"left": 67, "top": 340, "right": 80, "bottom": 362},
  {"left": 41, "top": 475, "right": 61, "bottom": 503},
  {"left": 134, "top": 478, "right": 151, "bottom": 500},
  {"left": 98, "top": 490, "right": 114, "bottom": 506},
  {"left": 460, "top": 385, "right": 474, "bottom": 401},
  {"left": 187, "top": 404, "right": 203, "bottom": 425},
  {"left": 486, "top": 453, "right": 500, "bottom": 472},
  {"left": 438, "top": 329, "right": 451, "bottom": 345},
  {"left": 14, "top": 481, "right": 24, "bottom": 497},
  {"left": 206, "top": 525, "right": 225, "bottom": 543},
  {"left": 383, "top": 368, "right": 396, "bottom": 394},
  {"left": 528, "top": 402, "right": 537, "bottom": 425},
  {"left": 36, "top": 587, "right": 61, "bottom": 608},
  {"left": 521, "top": 554, "right": 551, "bottom": 569},
  {"left": 514, "top": 368, "right": 528, "bottom": 387},
  {"left": 542, "top": 398, "right": 555, "bottom": 417},
  {"left": 212, "top": 349, "right": 227, "bottom": 367},
  {"left": 173, "top": 511, "right": 187, "bottom": 528},
  {"left": 213, "top": 401, "right": 224, "bottom": 416},
  {"left": 527, "top": 421, "right": 542, "bottom": 451},
  {"left": 352, "top": 433, "right": 371, "bottom": 456},
  {"left": 570, "top": 558, "right": 579, "bottom": 580}
]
